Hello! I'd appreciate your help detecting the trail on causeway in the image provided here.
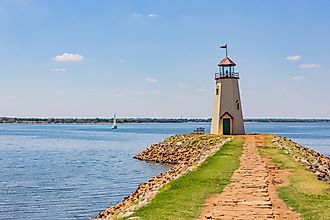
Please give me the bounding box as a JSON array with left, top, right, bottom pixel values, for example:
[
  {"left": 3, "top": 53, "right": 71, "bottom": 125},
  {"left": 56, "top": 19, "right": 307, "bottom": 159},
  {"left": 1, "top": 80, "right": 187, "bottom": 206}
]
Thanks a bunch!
[{"left": 198, "top": 135, "right": 300, "bottom": 220}]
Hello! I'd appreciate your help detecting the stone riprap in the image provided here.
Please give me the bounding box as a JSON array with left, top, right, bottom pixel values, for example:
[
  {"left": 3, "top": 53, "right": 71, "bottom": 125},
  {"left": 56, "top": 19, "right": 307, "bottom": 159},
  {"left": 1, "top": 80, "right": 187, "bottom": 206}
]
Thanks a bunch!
[
  {"left": 272, "top": 135, "right": 330, "bottom": 184},
  {"left": 94, "top": 134, "right": 229, "bottom": 220},
  {"left": 134, "top": 135, "right": 226, "bottom": 164}
]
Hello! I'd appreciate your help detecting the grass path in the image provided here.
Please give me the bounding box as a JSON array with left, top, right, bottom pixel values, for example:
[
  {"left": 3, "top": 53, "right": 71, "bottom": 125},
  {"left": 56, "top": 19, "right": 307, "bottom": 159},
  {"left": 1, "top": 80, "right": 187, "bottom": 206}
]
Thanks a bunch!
[{"left": 129, "top": 138, "right": 243, "bottom": 220}]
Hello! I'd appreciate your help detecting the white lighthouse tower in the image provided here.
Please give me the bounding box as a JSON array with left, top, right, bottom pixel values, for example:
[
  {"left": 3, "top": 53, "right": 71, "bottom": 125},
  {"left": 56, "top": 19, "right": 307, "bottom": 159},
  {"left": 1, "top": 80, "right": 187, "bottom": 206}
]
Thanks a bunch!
[{"left": 210, "top": 45, "right": 245, "bottom": 135}]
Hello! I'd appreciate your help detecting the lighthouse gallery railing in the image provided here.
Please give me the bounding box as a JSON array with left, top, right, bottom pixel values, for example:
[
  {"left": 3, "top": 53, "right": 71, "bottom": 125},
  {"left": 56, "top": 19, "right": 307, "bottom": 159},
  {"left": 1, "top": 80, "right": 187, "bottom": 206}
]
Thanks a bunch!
[{"left": 214, "top": 72, "right": 239, "bottom": 79}]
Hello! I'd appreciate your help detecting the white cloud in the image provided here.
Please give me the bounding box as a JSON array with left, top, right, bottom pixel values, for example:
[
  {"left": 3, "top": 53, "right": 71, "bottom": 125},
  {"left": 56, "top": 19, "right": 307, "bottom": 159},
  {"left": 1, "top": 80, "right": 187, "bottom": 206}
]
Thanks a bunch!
[
  {"left": 286, "top": 55, "right": 301, "bottom": 61},
  {"left": 132, "top": 13, "right": 142, "bottom": 17},
  {"left": 113, "top": 93, "right": 124, "bottom": 97},
  {"left": 54, "top": 53, "right": 83, "bottom": 62},
  {"left": 131, "top": 13, "right": 159, "bottom": 18},
  {"left": 0, "top": 95, "right": 14, "bottom": 101},
  {"left": 291, "top": 75, "right": 304, "bottom": 81},
  {"left": 197, "top": 88, "right": 208, "bottom": 93},
  {"left": 178, "top": 83, "right": 190, "bottom": 88},
  {"left": 118, "top": 59, "right": 127, "bottom": 63},
  {"left": 151, "top": 91, "right": 162, "bottom": 95},
  {"left": 129, "top": 90, "right": 145, "bottom": 95},
  {"left": 51, "top": 68, "right": 66, "bottom": 72},
  {"left": 148, "top": 13, "right": 159, "bottom": 17},
  {"left": 299, "top": 64, "right": 321, "bottom": 68},
  {"left": 145, "top": 78, "right": 158, "bottom": 83}
]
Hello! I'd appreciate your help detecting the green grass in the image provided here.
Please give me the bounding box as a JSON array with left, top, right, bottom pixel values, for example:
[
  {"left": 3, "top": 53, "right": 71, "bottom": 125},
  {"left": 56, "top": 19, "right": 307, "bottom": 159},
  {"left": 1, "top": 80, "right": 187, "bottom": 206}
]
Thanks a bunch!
[
  {"left": 128, "top": 138, "right": 244, "bottom": 220},
  {"left": 260, "top": 135, "right": 330, "bottom": 220}
]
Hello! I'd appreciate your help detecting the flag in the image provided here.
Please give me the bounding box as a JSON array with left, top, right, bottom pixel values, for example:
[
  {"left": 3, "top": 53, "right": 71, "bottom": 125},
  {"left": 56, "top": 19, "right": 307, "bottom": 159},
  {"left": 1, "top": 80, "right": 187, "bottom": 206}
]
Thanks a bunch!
[{"left": 220, "top": 44, "right": 227, "bottom": 49}]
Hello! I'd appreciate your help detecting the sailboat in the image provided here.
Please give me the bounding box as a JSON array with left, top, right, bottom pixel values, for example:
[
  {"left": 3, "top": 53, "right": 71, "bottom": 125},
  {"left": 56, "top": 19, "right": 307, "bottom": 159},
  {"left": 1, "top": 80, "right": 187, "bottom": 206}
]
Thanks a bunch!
[{"left": 112, "top": 113, "right": 118, "bottom": 129}]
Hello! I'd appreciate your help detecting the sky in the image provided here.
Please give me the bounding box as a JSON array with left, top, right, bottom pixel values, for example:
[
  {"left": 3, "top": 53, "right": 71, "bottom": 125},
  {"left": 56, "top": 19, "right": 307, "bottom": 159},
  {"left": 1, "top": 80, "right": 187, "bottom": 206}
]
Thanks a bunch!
[{"left": 0, "top": 0, "right": 329, "bottom": 119}]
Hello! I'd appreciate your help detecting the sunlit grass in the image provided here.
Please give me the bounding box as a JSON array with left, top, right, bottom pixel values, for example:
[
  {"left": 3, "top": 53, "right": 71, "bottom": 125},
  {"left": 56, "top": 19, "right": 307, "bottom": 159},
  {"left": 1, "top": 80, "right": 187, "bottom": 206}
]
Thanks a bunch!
[
  {"left": 260, "top": 135, "right": 330, "bottom": 220},
  {"left": 128, "top": 138, "right": 244, "bottom": 220}
]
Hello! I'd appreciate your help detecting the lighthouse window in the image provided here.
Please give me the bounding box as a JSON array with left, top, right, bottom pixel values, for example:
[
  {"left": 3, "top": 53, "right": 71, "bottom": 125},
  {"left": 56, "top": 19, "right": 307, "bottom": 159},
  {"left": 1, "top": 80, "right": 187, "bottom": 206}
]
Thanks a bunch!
[
  {"left": 236, "top": 100, "right": 240, "bottom": 110},
  {"left": 216, "top": 86, "right": 219, "bottom": 95}
]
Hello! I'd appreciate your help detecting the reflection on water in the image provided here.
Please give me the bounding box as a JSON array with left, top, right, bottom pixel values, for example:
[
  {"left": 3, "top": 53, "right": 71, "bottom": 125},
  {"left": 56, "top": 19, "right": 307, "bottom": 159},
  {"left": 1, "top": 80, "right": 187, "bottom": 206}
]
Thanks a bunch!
[{"left": 0, "top": 122, "right": 329, "bottom": 219}]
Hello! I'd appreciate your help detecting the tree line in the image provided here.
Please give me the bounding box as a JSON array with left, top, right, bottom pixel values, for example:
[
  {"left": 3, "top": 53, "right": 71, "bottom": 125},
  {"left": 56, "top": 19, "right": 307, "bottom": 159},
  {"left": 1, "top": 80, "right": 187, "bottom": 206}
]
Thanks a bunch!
[
  {"left": 0, "top": 117, "right": 329, "bottom": 124},
  {"left": 0, "top": 117, "right": 210, "bottom": 124}
]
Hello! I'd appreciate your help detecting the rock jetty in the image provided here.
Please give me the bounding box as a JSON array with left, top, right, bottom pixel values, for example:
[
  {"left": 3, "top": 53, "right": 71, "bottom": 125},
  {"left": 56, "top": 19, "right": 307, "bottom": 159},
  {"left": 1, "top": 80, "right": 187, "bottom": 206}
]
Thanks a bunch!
[
  {"left": 272, "top": 135, "right": 330, "bottom": 184},
  {"left": 94, "top": 134, "right": 229, "bottom": 220}
]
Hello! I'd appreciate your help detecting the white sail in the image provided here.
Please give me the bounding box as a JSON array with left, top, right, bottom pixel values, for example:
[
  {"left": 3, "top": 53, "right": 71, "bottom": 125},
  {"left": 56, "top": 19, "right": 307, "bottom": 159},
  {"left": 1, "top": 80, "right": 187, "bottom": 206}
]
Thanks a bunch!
[{"left": 112, "top": 113, "right": 117, "bottom": 129}]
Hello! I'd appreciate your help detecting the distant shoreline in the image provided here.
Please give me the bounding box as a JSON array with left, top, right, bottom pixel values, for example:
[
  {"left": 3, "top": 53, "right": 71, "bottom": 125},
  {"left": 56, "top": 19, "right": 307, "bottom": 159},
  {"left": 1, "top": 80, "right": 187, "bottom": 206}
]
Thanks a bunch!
[{"left": 1, "top": 117, "right": 330, "bottom": 124}]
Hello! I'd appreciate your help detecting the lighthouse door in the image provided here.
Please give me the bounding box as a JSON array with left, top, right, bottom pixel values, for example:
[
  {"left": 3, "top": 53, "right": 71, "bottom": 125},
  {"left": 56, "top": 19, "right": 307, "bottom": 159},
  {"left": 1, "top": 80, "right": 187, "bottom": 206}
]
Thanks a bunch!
[{"left": 223, "top": 118, "right": 231, "bottom": 135}]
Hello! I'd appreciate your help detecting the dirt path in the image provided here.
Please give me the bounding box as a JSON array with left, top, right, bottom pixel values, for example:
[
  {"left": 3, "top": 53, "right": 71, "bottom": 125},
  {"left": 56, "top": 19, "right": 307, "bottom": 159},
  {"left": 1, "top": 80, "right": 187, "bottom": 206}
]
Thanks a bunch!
[{"left": 198, "top": 135, "right": 300, "bottom": 220}]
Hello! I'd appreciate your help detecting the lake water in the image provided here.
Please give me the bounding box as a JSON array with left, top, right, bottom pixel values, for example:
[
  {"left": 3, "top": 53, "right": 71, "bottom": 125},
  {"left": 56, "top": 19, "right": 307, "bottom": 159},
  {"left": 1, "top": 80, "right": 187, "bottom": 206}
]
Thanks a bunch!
[{"left": 0, "top": 122, "right": 329, "bottom": 219}]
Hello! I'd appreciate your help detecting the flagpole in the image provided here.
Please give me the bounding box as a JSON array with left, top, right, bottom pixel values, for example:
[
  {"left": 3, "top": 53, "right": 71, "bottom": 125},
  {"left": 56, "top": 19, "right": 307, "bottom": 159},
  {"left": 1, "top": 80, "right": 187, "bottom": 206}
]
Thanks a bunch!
[{"left": 220, "top": 43, "right": 228, "bottom": 57}]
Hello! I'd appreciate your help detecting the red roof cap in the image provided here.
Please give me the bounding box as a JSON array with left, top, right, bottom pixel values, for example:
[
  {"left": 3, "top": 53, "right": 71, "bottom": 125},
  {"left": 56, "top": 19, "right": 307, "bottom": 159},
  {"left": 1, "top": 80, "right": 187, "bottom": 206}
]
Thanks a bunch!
[{"left": 218, "top": 56, "right": 236, "bottom": 66}]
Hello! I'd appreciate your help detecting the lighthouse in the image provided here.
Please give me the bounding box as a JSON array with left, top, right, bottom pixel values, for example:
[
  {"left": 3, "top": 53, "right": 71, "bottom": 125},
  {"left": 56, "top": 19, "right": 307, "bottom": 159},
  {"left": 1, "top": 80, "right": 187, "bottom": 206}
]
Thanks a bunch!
[{"left": 210, "top": 45, "right": 245, "bottom": 135}]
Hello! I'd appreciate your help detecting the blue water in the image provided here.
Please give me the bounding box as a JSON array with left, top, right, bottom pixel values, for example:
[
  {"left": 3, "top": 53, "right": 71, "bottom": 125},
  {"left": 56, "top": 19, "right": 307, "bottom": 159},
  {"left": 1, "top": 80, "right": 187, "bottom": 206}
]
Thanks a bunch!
[
  {"left": 245, "top": 122, "right": 330, "bottom": 156},
  {"left": 0, "top": 122, "right": 329, "bottom": 220}
]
